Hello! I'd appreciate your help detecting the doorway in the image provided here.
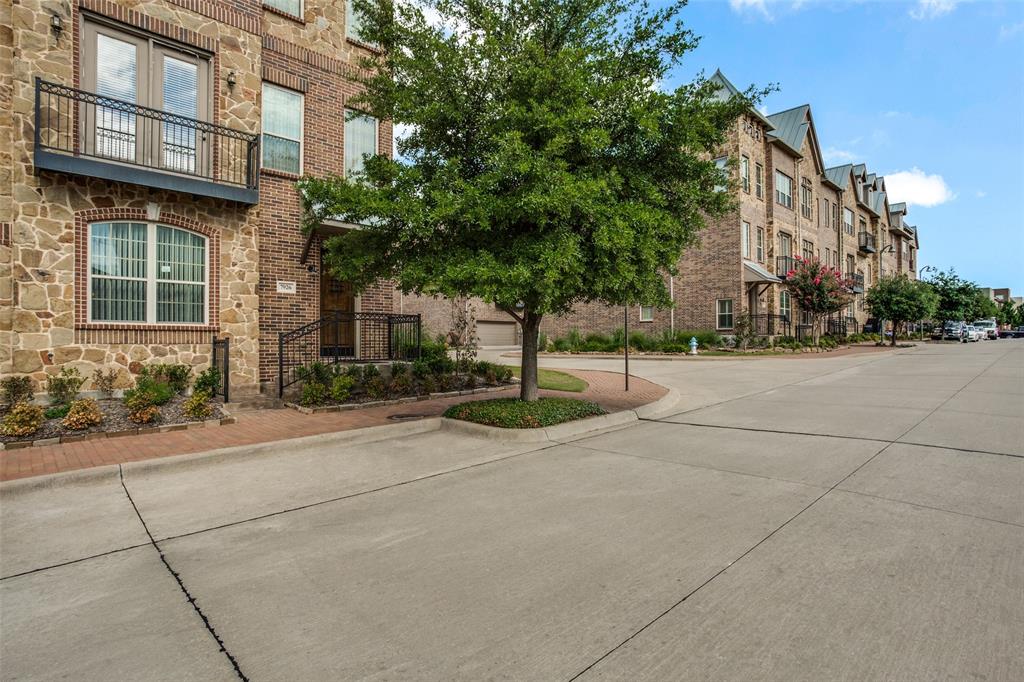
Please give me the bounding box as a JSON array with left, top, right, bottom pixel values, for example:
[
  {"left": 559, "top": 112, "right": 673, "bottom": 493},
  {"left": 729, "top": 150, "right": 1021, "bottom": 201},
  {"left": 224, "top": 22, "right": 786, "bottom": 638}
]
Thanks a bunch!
[{"left": 320, "top": 272, "right": 356, "bottom": 358}]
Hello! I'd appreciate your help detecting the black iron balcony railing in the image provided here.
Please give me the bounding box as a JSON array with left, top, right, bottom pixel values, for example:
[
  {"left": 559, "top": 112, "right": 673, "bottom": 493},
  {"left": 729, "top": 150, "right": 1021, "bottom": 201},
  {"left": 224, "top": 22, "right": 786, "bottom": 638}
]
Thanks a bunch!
[
  {"left": 776, "top": 255, "right": 799, "bottom": 279},
  {"left": 858, "top": 231, "right": 877, "bottom": 253},
  {"left": 847, "top": 272, "right": 865, "bottom": 293},
  {"left": 750, "top": 313, "right": 790, "bottom": 337},
  {"left": 33, "top": 78, "right": 259, "bottom": 204},
  {"left": 278, "top": 311, "right": 422, "bottom": 398}
]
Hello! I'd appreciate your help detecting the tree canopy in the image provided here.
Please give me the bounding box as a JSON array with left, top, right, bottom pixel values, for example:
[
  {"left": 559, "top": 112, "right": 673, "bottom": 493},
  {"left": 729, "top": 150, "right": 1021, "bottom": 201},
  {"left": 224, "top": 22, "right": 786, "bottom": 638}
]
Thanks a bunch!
[
  {"left": 781, "top": 257, "right": 854, "bottom": 344},
  {"left": 927, "top": 269, "right": 979, "bottom": 327},
  {"left": 299, "top": 0, "right": 765, "bottom": 399},
  {"left": 865, "top": 274, "right": 937, "bottom": 346}
]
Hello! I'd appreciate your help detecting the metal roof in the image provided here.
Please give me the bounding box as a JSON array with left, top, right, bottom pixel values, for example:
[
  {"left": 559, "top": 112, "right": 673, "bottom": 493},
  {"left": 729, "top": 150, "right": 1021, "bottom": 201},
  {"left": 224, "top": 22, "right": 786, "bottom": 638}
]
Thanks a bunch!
[
  {"left": 710, "top": 70, "right": 775, "bottom": 130},
  {"left": 889, "top": 202, "right": 907, "bottom": 214},
  {"left": 766, "top": 105, "right": 810, "bottom": 156},
  {"left": 743, "top": 259, "right": 781, "bottom": 284},
  {"left": 825, "top": 164, "right": 853, "bottom": 189}
]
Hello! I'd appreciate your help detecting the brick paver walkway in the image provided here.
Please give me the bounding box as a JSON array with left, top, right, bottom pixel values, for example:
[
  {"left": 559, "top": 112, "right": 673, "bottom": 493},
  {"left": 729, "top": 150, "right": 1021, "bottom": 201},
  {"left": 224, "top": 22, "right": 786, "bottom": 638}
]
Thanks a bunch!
[{"left": 0, "top": 370, "right": 665, "bottom": 482}]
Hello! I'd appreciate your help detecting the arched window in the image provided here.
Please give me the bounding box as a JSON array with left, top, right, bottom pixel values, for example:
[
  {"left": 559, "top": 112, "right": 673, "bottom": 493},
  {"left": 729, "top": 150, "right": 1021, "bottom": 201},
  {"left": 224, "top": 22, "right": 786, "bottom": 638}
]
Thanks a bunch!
[{"left": 88, "top": 222, "right": 207, "bottom": 324}]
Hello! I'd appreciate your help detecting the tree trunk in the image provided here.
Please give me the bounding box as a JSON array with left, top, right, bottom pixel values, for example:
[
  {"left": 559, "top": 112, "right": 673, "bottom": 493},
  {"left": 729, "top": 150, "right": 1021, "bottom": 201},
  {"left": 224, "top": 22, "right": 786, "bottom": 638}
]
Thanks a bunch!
[
  {"left": 891, "top": 319, "right": 899, "bottom": 346},
  {"left": 519, "top": 311, "right": 543, "bottom": 402}
]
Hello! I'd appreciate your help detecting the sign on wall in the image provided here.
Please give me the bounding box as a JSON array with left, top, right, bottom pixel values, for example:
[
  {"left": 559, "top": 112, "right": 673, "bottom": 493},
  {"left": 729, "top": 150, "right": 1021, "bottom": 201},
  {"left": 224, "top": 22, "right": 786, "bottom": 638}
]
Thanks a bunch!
[{"left": 276, "top": 281, "right": 297, "bottom": 294}]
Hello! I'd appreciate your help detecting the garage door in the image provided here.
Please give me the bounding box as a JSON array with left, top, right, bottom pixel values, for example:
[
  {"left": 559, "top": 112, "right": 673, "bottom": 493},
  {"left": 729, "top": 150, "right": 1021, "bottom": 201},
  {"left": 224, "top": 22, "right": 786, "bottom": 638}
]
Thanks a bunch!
[{"left": 477, "top": 321, "right": 518, "bottom": 346}]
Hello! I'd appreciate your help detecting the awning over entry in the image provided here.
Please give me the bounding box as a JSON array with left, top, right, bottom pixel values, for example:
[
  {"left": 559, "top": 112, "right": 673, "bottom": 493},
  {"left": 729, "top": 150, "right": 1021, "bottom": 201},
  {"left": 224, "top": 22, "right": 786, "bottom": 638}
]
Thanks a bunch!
[
  {"left": 299, "top": 219, "right": 362, "bottom": 264},
  {"left": 743, "top": 259, "right": 782, "bottom": 284}
]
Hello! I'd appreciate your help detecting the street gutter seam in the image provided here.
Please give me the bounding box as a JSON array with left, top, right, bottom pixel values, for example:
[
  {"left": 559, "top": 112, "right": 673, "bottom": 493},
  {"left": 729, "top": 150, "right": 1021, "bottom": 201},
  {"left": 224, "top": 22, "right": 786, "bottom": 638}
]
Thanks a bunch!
[
  {"left": 118, "top": 465, "right": 249, "bottom": 682},
  {"left": 566, "top": 343, "right": 1016, "bottom": 681},
  {"left": 0, "top": 542, "right": 151, "bottom": 581}
]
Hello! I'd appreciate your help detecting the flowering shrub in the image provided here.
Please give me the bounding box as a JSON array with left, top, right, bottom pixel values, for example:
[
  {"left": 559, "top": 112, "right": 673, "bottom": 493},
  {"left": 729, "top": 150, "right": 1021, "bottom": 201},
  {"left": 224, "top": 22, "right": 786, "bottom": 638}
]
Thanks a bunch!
[{"left": 783, "top": 256, "right": 855, "bottom": 344}]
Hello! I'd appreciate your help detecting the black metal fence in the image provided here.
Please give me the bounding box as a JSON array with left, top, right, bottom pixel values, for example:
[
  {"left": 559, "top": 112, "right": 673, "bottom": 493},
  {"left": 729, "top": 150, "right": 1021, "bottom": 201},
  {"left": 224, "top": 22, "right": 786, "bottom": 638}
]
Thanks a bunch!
[
  {"left": 278, "top": 312, "right": 422, "bottom": 397},
  {"left": 211, "top": 336, "right": 230, "bottom": 403},
  {"left": 750, "top": 313, "right": 790, "bottom": 336},
  {"left": 858, "top": 231, "right": 876, "bottom": 252},
  {"left": 34, "top": 78, "right": 259, "bottom": 191}
]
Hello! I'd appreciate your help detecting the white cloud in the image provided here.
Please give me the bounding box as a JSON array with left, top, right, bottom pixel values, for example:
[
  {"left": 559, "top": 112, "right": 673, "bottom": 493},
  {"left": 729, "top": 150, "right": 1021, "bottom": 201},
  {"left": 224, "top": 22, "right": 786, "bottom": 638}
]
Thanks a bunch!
[
  {"left": 909, "top": 0, "right": 958, "bottom": 20},
  {"left": 975, "top": 190, "right": 987, "bottom": 198},
  {"left": 823, "top": 147, "right": 858, "bottom": 164},
  {"left": 999, "top": 21, "right": 1024, "bottom": 41},
  {"left": 885, "top": 168, "right": 956, "bottom": 207}
]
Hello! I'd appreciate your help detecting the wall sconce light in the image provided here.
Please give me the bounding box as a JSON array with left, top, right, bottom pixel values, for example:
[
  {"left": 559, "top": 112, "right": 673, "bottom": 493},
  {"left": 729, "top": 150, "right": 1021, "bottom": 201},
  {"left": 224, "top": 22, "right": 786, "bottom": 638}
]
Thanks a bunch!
[
  {"left": 50, "top": 13, "right": 64, "bottom": 38},
  {"left": 226, "top": 71, "right": 237, "bottom": 88},
  {"left": 306, "top": 264, "right": 317, "bottom": 274}
]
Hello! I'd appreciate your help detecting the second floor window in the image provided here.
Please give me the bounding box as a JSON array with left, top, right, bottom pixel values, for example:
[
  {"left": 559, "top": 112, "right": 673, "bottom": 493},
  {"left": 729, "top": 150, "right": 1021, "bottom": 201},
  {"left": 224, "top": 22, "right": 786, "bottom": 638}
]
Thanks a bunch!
[
  {"left": 802, "top": 239, "right": 814, "bottom": 260},
  {"left": 858, "top": 216, "right": 867, "bottom": 235},
  {"left": 778, "top": 232, "right": 792, "bottom": 258},
  {"left": 741, "top": 156, "right": 750, "bottom": 193},
  {"left": 265, "top": 0, "right": 302, "bottom": 17},
  {"left": 843, "top": 207, "right": 854, "bottom": 235},
  {"left": 347, "top": 0, "right": 375, "bottom": 44},
  {"left": 742, "top": 221, "right": 751, "bottom": 259},
  {"left": 755, "top": 163, "right": 764, "bottom": 199},
  {"left": 345, "top": 110, "right": 379, "bottom": 176},
  {"left": 800, "top": 180, "right": 813, "bottom": 219},
  {"left": 756, "top": 227, "right": 765, "bottom": 262},
  {"left": 262, "top": 83, "right": 303, "bottom": 175},
  {"left": 775, "top": 171, "right": 793, "bottom": 209}
]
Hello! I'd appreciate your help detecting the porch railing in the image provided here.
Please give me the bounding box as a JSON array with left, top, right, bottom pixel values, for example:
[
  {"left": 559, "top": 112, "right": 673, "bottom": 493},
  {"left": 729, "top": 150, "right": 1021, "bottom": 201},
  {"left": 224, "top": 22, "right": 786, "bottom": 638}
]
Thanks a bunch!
[
  {"left": 750, "top": 313, "right": 791, "bottom": 336},
  {"left": 776, "top": 256, "right": 798, "bottom": 279},
  {"left": 858, "top": 231, "right": 876, "bottom": 253},
  {"left": 277, "top": 312, "right": 422, "bottom": 397},
  {"left": 847, "top": 272, "right": 865, "bottom": 292}
]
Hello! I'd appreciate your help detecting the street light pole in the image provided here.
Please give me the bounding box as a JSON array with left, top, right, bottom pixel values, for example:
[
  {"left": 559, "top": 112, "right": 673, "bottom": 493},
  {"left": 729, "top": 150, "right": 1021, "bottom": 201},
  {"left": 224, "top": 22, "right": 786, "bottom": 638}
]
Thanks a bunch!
[
  {"left": 918, "top": 265, "right": 936, "bottom": 340},
  {"left": 624, "top": 306, "right": 630, "bottom": 391}
]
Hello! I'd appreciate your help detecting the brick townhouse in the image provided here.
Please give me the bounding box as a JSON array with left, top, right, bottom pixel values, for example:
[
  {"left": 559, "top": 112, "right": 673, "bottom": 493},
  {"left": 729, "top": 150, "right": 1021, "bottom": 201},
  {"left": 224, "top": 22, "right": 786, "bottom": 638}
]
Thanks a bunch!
[
  {"left": 540, "top": 71, "right": 922, "bottom": 341},
  {"left": 1, "top": 0, "right": 407, "bottom": 397}
]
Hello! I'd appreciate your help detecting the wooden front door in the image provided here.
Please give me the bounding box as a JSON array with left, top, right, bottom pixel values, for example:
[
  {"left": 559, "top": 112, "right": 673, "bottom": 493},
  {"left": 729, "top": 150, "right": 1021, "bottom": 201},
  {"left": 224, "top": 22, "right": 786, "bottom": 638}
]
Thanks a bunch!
[{"left": 320, "top": 273, "right": 355, "bottom": 357}]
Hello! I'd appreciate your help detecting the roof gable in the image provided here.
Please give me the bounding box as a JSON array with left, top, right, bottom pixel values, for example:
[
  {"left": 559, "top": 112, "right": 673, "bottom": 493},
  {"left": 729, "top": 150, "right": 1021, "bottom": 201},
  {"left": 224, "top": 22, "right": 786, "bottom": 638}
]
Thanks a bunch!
[{"left": 710, "top": 70, "right": 775, "bottom": 130}]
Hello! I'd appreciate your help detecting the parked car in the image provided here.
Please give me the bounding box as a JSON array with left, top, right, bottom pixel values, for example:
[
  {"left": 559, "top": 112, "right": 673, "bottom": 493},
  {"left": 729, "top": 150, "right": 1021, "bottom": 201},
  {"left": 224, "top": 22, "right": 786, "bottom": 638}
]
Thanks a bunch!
[
  {"left": 934, "top": 321, "right": 965, "bottom": 340},
  {"left": 1002, "top": 326, "right": 1024, "bottom": 339},
  {"left": 973, "top": 319, "right": 998, "bottom": 340},
  {"left": 961, "top": 325, "right": 983, "bottom": 342}
]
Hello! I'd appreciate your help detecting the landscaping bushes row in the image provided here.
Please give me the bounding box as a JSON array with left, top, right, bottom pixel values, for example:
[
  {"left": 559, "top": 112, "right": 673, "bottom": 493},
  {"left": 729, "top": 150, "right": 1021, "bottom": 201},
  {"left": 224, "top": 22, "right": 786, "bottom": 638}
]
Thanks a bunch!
[
  {"left": 544, "top": 328, "right": 725, "bottom": 354},
  {"left": 1, "top": 364, "right": 222, "bottom": 441}
]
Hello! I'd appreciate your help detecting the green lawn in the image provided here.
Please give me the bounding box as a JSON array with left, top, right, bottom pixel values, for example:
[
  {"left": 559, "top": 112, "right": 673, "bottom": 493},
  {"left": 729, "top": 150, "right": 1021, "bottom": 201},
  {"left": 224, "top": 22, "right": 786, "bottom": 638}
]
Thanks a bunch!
[
  {"left": 506, "top": 366, "right": 587, "bottom": 392},
  {"left": 444, "top": 397, "right": 605, "bottom": 428}
]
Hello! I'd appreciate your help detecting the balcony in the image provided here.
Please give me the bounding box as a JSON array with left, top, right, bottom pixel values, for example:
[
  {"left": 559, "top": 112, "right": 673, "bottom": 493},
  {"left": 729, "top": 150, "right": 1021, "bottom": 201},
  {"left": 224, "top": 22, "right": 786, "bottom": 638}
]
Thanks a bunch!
[
  {"left": 847, "top": 272, "right": 865, "bottom": 293},
  {"left": 857, "top": 231, "right": 876, "bottom": 254},
  {"left": 776, "top": 255, "right": 799, "bottom": 279},
  {"left": 33, "top": 79, "right": 259, "bottom": 205}
]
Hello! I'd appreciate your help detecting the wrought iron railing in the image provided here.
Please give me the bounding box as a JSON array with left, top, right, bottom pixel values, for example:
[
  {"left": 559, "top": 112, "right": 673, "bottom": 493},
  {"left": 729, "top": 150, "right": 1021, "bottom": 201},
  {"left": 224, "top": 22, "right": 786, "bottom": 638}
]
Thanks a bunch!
[
  {"left": 847, "top": 272, "right": 865, "bottom": 292},
  {"left": 750, "top": 313, "right": 790, "bottom": 336},
  {"left": 278, "top": 312, "right": 422, "bottom": 397},
  {"left": 211, "top": 336, "right": 230, "bottom": 403},
  {"left": 776, "top": 255, "right": 798, "bottom": 279},
  {"left": 825, "top": 315, "right": 860, "bottom": 338},
  {"left": 858, "top": 231, "right": 876, "bottom": 253},
  {"left": 34, "top": 78, "right": 259, "bottom": 193}
]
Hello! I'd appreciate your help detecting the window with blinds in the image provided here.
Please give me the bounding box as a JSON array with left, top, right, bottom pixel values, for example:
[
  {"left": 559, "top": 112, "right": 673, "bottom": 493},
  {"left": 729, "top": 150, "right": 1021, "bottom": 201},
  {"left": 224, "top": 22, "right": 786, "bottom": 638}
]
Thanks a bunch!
[
  {"left": 345, "top": 110, "right": 378, "bottom": 176},
  {"left": 262, "top": 84, "right": 303, "bottom": 174},
  {"left": 88, "top": 222, "right": 207, "bottom": 325}
]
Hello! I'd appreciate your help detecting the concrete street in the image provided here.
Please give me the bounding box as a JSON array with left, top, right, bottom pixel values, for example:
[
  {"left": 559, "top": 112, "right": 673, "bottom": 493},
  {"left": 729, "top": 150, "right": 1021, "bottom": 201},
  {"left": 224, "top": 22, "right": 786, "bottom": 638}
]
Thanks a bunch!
[{"left": 2, "top": 340, "right": 1022, "bottom": 681}]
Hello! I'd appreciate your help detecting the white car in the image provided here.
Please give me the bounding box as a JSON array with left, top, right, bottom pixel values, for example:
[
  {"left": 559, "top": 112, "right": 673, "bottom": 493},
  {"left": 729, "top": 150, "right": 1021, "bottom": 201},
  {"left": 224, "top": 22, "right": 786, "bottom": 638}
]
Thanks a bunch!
[
  {"left": 973, "top": 319, "right": 998, "bottom": 340},
  {"left": 961, "top": 325, "right": 983, "bottom": 342}
]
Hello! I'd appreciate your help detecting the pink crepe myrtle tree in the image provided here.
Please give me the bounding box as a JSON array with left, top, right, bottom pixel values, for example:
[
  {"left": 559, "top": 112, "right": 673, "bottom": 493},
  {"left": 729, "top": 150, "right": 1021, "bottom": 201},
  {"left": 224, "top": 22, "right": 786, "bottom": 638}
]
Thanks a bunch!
[{"left": 782, "top": 256, "right": 856, "bottom": 345}]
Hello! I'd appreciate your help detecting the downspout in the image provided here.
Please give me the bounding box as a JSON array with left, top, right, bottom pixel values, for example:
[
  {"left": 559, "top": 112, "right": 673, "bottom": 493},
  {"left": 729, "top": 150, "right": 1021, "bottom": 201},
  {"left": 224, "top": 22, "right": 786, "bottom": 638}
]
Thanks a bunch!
[{"left": 669, "top": 273, "right": 675, "bottom": 336}]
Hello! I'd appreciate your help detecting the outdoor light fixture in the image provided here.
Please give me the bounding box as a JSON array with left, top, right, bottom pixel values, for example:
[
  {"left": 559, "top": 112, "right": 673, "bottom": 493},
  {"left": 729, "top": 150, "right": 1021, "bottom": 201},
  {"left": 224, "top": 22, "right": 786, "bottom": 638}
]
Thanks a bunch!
[
  {"left": 50, "top": 13, "right": 63, "bottom": 38},
  {"left": 226, "top": 71, "right": 237, "bottom": 88}
]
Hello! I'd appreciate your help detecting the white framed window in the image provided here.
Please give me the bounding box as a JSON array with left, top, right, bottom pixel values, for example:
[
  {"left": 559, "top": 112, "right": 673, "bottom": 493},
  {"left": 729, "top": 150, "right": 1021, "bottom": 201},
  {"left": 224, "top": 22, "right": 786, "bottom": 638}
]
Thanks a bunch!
[
  {"left": 779, "top": 291, "right": 791, "bottom": 320},
  {"left": 262, "top": 83, "right": 303, "bottom": 174},
  {"left": 345, "top": 110, "right": 379, "bottom": 176},
  {"left": 843, "top": 207, "right": 854, "bottom": 235},
  {"left": 88, "top": 222, "right": 208, "bottom": 325},
  {"left": 755, "top": 163, "right": 764, "bottom": 199},
  {"left": 264, "top": 0, "right": 302, "bottom": 17},
  {"left": 741, "top": 221, "right": 751, "bottom": 259},
  {"left": 713, "top": 156, "right": 728, "bottom": 192},
  {"left": 346, "top": 0, "right": 376, "bottom": 44},
  {"left": 740, "top": 156, "right": 750, "bottom": 193},
  {"left": 756, "top": 227, "right": 764, "bottom": 263},
  {"left": 800, "top": 180, "right": 813, "bottom": 219},
  {"left": 716, "top": 299, "right": 734, "bottom": 330},
  {"left": 639, "top": 305, "right": 654, "bottom": 322},
  {"left": 775, "top": 171, "right": 793, "bottom": 209}
]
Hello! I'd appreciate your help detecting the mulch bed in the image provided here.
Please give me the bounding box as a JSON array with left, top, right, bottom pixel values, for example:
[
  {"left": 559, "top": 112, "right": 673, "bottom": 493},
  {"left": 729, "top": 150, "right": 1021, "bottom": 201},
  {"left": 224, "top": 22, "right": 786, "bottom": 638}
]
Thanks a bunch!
[{"left": 0, "top": 395, "right": 227, "bottom": 447}]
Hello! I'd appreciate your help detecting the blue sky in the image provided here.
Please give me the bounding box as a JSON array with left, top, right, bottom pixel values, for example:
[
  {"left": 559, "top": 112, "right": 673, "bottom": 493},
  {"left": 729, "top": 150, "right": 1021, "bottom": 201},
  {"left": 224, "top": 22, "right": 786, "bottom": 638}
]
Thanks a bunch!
[{"left": 660, "top": 0, "right": 1024, "bottom": 293}]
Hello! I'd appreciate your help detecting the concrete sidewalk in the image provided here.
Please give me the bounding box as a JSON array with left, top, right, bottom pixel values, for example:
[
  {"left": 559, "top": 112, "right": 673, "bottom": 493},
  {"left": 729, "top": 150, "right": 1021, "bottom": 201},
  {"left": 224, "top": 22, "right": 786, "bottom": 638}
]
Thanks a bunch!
[{"left": 1, "top": 340, "right": 1021, "bottom": 681}]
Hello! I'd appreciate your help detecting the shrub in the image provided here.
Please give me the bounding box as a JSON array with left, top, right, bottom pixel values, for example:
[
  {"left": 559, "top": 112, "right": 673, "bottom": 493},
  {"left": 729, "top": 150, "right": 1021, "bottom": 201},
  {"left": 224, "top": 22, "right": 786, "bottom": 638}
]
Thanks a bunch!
[
  {"left": 464, "top": 373, "right": 477, "bottom": 389},
  {"left": 484, "top": 368, "right": 498, "bottom": 385},
  {"left": 444, "top": 397, "right": 605, "bottom": 429},
  {"left": 437, "top": 373, "right": 455, "bottom": 391},
  {"left": 674, "top": 329, "right": 724, "bottom": 349},
  {"left": 129, "top": 405, "right": 160, "bottom": 424},
  {"left": 390, "top": 362, "right": 409, "bottom": 377},
  {"left": 538, "top": 332, "right": 548, "bottom": 351},
  {"left": 365, "top": 376, "right": 388, "bottom": 400},
  {"left": 329, "top": 375, "right": 355, "bottom": 403},
  {"left": 1, "top": 402, "right": 46, "bottom": 437},
  {"left": 362, "top": 364, "right": 382, "bottom": 380},
  {"left": 389, "top": 373, "right": 412, "bottom": 397},
  {"left": 419, "top": 338, "right": 449, "bottom": 363},
  {"left": 90, "top": 368, "right": 119, "bottom": 398},
  {"left": 1, "top": 376, "right": 34, "bottom": 408},
  {"left": 411, "top": 359, "right": 432, "bottom": 379},
  {"left": 552, "top": 338, "right": 570, "bottom": 352},
  {"left": 62, "top": 398, "right": 104, "bottom": 430},
  {"left": 566, "top": 328, "right": 584, "bottom": 351},
  {"left": 499, "top": 367, "right": 514, "bottom": 382},
  {"left": 419, "top": 375, "right": 438, "bottom": 394},
  {"left": 300, "top": 381, "right": 329, "bottom": 407},
  {"left": 131, "top": 376, "right": 174, "bottom": 406},
  {"left": 46, "top": 367, "right": 85, "bottom": 406},
  {"left": 659, "top": 343, "right": 688, "bottom": 353},
  {"left": 183, "top": 390, "right": 214, "bottom": 420},
  {"left": 141, "top": 364, "right": 191, "bottom": 393},
  {"left": 345, "top": 365, "right": 365, "bottom": 381},
  {"left": 295, "top": 361, "right": 334, "bottom": 386},
  {"left": 44, "top": 404, "right": 71, "bottom": 420},
  {"left": 194, "top": 366, "right": 221, "bottom": 395}
]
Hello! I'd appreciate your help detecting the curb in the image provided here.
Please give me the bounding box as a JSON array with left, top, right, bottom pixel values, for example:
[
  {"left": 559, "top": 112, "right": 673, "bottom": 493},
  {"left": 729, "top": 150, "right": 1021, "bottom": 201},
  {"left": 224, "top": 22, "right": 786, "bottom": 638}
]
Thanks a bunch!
[
  {"left": 439, "top": 385, "right": 680, "bottom": 444},
  {"left": 1, "top": 418, "right": 443, "bottom": 493}
]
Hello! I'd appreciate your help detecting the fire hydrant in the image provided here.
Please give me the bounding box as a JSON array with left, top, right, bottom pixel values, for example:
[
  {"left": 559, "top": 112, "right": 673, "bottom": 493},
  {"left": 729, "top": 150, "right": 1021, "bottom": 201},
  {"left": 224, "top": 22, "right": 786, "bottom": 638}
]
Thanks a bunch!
[{"left": 689, "top": 336, "right": 699, "bottom": 355}]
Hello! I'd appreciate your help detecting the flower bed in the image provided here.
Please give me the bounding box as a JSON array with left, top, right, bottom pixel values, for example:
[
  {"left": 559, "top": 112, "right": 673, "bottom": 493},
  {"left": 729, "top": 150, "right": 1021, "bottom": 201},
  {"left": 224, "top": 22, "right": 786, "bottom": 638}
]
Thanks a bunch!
[{"left": 443, "top": 397, "right": 606, "bottom": 429}]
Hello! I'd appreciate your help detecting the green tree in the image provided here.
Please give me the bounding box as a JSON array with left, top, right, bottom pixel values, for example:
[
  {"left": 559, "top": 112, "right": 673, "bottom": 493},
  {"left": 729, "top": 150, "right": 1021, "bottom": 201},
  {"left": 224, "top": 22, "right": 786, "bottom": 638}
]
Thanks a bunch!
[
  {"left": 998, "top": 299, "right": 1022, "bottom": 328},
  {"left": 299, "top": 0, "right": 764, "bottom": 400},
  {"left": 866, "top": 275, "right": 937, "bottom": 346},
  {"left": 966, "top": 288, "right": 998, "bottom": 322},
  {"left": 781, "top": 257, "right": 855, "bottom": 345},
  {"left": 927, "top": 269, "right": 977, "bottom": 332}
]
